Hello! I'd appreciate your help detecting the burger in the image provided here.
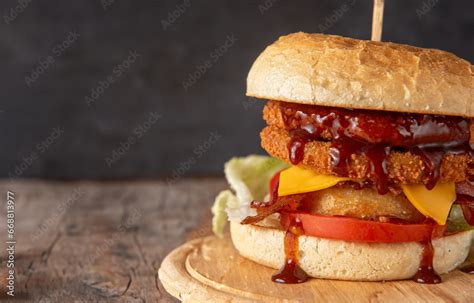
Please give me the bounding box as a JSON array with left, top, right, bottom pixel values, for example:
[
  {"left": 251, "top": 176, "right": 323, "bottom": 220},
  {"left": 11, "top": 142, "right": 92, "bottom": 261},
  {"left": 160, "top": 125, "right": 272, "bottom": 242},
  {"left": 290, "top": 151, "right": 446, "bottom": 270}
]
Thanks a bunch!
[{"left": 212, "top": 33, "right": 473, "bottom": 283}]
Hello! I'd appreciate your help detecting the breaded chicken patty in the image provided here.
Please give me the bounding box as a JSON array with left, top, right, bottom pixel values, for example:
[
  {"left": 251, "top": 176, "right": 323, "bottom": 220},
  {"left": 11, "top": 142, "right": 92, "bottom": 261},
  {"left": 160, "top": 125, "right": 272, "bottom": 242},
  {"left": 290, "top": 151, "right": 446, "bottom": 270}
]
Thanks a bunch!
[
  {"left": 263, "top": 101, "right": 474, "bottom": 145},
  {"left": 305, "top": 186, "right": 425, "bottom": 222},
  {"left": 261, "top": 125, "right": 473, "bottom": 185}
]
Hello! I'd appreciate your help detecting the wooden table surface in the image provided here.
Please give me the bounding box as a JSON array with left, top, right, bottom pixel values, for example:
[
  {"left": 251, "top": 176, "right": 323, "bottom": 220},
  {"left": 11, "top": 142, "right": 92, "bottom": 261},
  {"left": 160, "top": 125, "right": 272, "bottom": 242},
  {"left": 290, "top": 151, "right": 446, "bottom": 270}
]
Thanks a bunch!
[{"left": 0, "top": 178, "right": 226, "bottom": 302}]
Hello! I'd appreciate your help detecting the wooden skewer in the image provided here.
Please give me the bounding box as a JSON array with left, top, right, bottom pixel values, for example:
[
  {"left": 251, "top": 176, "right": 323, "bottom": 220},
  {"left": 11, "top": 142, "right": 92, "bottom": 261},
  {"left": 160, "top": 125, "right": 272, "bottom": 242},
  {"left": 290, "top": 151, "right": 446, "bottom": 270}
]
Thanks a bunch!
[{"left": 371, "top": 0, "right": 385, "bottom": 41}]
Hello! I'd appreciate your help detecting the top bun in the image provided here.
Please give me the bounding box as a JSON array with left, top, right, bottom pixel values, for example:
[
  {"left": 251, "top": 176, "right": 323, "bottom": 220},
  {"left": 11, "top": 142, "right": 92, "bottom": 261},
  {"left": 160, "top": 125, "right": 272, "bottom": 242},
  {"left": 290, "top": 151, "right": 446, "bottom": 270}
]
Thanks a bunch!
[{"left": 247, "top": 32, "right": 473, "bottom": 117}]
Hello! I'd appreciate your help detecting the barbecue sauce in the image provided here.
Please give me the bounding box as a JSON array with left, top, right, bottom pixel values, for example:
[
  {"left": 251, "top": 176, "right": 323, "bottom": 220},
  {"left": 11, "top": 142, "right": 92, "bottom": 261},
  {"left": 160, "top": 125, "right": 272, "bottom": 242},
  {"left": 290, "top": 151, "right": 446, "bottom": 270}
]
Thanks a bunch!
[
  {"left": 243, "top": 172, "right": 473, "bottom": 284},
  {"left": 410, "top": 147, "right": 444, "bottom": 190},
  {"left": 460, "top": 264, "right": 474, "bottom": 274},
  {"left": 271, "top": 216, "right": 309, "bottom": 284},
  {"left": 244, "top": 171, "right": 311, "bottom": 283},
  {"left": 288, "top": 129, "right": 313, "bottom": 165},
  {"left": 247, "top": 100, "right": 473, "bottom": 284},
  {"left": 279, "top": 101, "right": 472, "bottom": 194},
  {"left": 270, "top": 173, "right": 310, "bottom": 283},
  {"left": 413, "top": 240, "right": 442, "bottom": 284}
]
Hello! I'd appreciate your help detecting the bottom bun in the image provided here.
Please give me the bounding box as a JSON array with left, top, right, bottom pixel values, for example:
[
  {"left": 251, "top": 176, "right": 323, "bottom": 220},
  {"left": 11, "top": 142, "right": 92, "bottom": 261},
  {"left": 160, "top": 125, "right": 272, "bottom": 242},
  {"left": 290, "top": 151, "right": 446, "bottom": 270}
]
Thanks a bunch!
[{"left": 230, "top": 221, "right": 473, "bottom": 281}]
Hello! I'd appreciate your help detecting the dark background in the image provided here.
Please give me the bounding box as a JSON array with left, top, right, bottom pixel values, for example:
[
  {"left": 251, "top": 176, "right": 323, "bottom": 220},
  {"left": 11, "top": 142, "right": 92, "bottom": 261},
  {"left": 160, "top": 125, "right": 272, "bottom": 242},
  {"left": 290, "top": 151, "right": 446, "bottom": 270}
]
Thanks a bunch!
[{"left": 1, "top": 0, "right": 473, "bottom": 180}]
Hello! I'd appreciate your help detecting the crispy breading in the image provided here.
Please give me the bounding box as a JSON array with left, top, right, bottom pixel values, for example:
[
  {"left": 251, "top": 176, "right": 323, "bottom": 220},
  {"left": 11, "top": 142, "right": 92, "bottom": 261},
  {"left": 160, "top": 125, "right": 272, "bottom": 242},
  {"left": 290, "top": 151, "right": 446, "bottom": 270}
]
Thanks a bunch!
[
  {"left": 244, "top": 185, "right": 424, "bottom": 224},
  {"left": 308, "top": 186, "right": 425, "bottom": 222},
  {"left": 263, "top": 100, "right": 474, "bottom": 144},
  {"left": 261, "top": 125, "right": 473, "bottom": 185},
  {"left": 263, "top": 100, "right": 336, "bottom": 141}
]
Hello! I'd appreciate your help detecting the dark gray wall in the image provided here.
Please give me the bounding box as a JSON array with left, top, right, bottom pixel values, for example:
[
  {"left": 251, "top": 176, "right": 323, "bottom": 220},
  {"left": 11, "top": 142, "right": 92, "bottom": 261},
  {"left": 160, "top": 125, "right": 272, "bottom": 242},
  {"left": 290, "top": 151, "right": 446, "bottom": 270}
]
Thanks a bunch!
[{"left": 1, "top": 0, "right": 473, "bottom": 180}]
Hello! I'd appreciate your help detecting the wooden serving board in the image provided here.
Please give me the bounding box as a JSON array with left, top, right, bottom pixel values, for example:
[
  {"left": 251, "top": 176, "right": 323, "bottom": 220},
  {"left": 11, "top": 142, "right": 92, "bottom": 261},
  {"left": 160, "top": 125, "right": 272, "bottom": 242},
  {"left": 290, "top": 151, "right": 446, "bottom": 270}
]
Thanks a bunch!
[{"left": 158, "top": 235, "right": 473, "bottom": 302}]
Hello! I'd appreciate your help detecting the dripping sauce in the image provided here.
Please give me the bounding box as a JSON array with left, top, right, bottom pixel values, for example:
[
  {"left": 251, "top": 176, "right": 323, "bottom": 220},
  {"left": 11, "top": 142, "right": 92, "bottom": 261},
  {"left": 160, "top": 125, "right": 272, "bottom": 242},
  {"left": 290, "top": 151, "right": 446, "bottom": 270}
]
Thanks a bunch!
[
  {"left": 413, "top": 240, "right": 442, "bottom": 284},
  {"left": 263, "top": 171, "right": 310, "bottom": 283},
  {"left": 278, "top": 101, "right": 472, "bottom": 194},
  {"left": 272, "top": 215, "right": 309, "bottom": 284},
  {"left": 243, "top": 172, "right": 473, "bottom": 284},
  {"left": 412, "top": 219, "right": 443, "bottom": 284},
  {"left": 247, "top": 99, "right": 473, "bottom": 283}
]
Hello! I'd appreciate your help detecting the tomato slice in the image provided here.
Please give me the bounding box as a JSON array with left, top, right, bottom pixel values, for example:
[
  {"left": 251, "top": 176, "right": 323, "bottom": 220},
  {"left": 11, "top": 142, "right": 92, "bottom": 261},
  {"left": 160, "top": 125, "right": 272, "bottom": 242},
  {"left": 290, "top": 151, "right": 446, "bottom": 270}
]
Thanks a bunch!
[{"left": 280, "top": 212, "right": 446, "bottom": 243}]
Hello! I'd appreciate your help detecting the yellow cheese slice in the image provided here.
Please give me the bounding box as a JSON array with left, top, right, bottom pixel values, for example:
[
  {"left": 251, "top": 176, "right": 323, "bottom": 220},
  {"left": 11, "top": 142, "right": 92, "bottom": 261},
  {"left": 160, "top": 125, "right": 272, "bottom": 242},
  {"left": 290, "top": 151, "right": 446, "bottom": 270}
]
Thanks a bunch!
[
  {"left": 278, "top": 166, "right": 349, "bottom": 196},
  {"left": 401, "top": 182, "right": 456, "bottom": 225},
  {"left": 278, "top": 165, "right": 456, "bottom": 225}
]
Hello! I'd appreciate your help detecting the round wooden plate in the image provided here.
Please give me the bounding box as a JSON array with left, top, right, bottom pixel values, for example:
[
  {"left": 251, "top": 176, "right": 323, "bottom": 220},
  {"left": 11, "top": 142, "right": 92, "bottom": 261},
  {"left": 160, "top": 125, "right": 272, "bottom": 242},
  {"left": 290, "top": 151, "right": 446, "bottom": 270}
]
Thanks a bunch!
[{"left": 158, "top": 235, "right": 473, "bottom": 302}]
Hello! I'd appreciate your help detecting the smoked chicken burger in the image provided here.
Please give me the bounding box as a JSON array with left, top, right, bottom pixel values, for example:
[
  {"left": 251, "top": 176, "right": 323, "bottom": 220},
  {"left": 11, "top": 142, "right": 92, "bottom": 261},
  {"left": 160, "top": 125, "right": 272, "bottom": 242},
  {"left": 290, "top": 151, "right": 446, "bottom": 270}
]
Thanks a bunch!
[{"left": 212, "top": 33, "right": 473, "bottom": 283}]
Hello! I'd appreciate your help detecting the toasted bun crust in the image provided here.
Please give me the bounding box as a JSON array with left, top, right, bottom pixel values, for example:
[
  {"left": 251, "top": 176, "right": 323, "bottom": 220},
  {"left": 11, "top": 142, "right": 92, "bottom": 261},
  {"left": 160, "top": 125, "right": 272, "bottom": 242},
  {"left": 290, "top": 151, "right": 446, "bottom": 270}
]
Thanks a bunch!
[
  {"left": 247, "top": 33, "right": 473, "bottom": 117},
  {"left": 231, "top": 222, "right": 473, "bottom": 281}
]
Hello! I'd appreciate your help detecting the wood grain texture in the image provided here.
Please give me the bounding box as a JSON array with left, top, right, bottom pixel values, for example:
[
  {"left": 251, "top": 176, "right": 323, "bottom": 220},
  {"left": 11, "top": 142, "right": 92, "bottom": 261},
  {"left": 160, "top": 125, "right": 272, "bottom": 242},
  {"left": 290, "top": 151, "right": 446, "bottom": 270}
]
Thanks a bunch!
[
  {"left": 371, "top": 0, "right": 385, "bottom": 41},
  {"left": 0, "top": 179, "right": 226, "bottom": 302},
  {"left": 160, "top": 235, "right": 474, "bottom": 303}
]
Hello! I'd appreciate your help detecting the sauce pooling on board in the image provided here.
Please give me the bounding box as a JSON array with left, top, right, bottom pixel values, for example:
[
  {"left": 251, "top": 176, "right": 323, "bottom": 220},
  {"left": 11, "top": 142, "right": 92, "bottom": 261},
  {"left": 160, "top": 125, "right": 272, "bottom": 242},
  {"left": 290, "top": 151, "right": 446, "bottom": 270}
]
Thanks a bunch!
[
  {"left": 460, "top": 264, "right": 474, "bottom": 274},
  {"left": 278, "top": 101, "right": 472, "bottom": 194}
]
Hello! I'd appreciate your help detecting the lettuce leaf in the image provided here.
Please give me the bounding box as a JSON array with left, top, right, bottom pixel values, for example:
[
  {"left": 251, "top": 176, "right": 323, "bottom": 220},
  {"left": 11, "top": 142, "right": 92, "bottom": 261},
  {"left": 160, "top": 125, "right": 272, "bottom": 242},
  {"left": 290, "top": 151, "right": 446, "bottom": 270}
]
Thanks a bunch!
[
  {"left": 211, "top": 190, "right": 238, "bottom": 237},
  {"left": 211, "top": 155, "right": 288, "bottom": 236},
  {"left": 447, "top": 205, "right": 473, "bottom": 233}
]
